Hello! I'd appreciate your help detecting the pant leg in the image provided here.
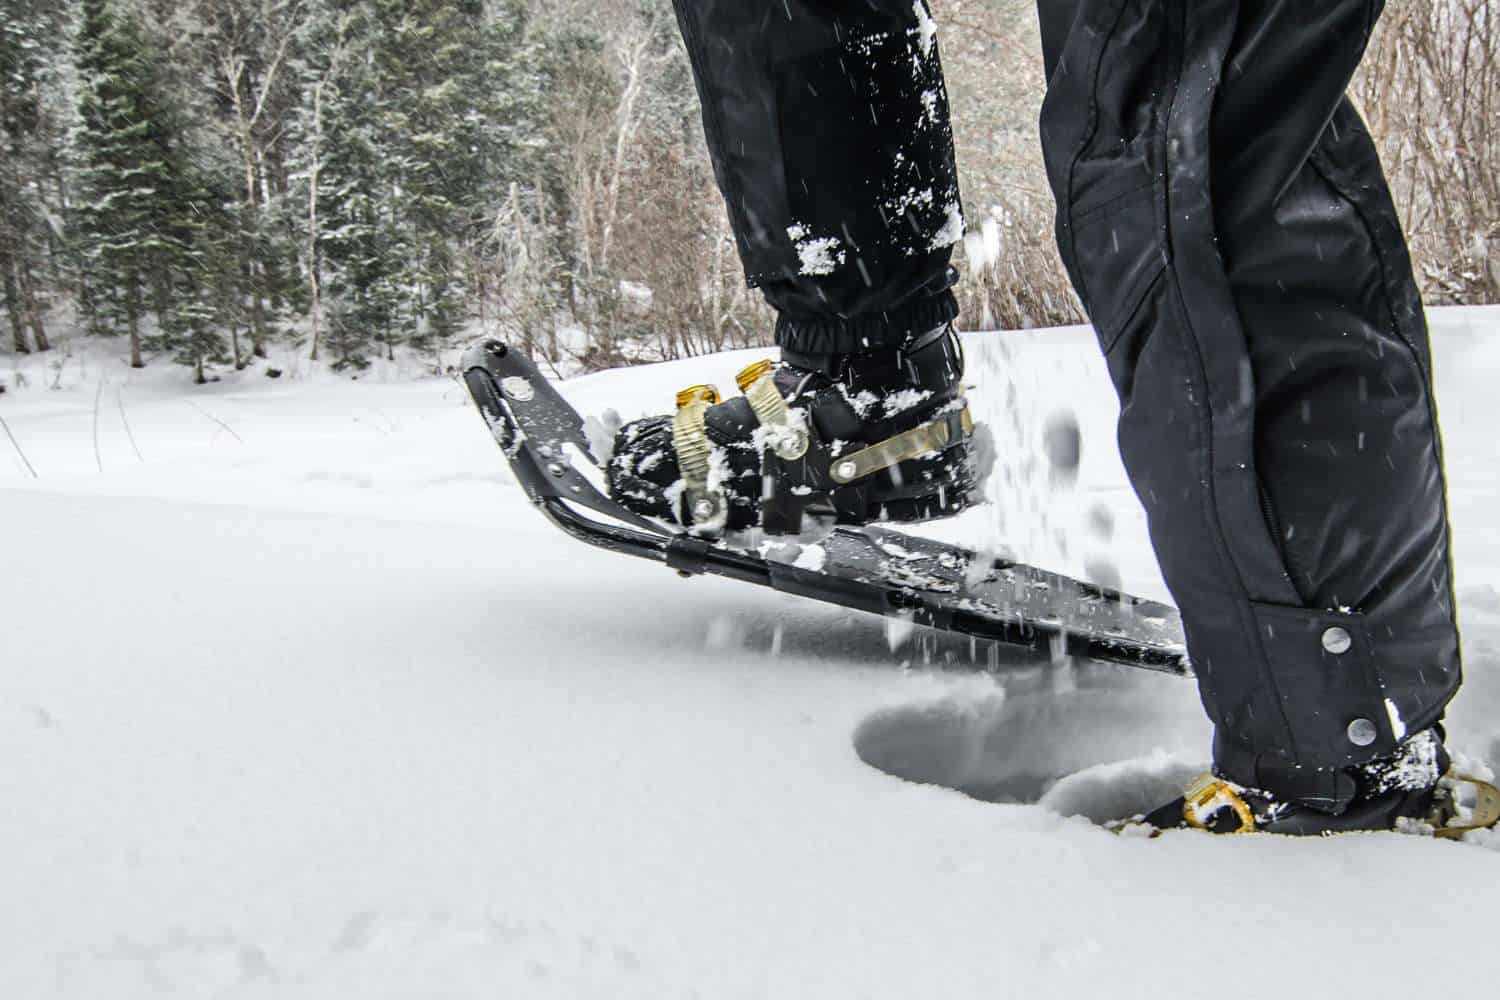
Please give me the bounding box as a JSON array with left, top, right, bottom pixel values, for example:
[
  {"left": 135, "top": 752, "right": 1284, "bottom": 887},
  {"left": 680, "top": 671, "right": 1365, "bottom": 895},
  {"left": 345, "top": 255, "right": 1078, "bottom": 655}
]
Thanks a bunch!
[
  {"left": 1036, "top": 0, "right": 1461, "bottom": 809},
  {"left": 671, "top": 0, "right": 964, "bottom": 353}
]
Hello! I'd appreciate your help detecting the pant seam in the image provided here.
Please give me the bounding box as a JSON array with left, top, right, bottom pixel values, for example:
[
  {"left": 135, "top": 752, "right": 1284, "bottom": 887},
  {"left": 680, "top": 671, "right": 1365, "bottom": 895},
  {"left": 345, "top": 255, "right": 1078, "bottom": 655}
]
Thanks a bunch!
[
  {"left": 1059, "top": 0, "right": 1130, "bottom": 296},
  {"left": 1159, "top": 0, "right": 1301, "bottom": 759}
]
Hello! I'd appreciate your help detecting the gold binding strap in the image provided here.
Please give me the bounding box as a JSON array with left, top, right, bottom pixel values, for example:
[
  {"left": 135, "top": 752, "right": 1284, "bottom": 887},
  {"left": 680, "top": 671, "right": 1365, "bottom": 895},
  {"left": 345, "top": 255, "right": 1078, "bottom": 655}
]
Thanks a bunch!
[
  {"left": 672, "top": 385, "right": 725, "bottom": 528},
  {"left": 828, "top": 406, "right": 973, "bottom": 486},
  {"left": 735, "top": 359, "right": 808, "bottom": 461},
  {"left": 1181, "top": 773, "right": 1258, "bottom": 834},
  {"left": 1434, "top": 773, "right": 1500, "bottom": 840}
]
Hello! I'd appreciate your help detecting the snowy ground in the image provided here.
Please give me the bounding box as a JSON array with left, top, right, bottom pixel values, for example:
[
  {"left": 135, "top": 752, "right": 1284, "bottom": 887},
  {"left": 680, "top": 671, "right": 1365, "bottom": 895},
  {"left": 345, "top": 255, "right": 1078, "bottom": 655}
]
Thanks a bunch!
[{"left": 4, "top": 309, "right": 1500, "bottom": 998}]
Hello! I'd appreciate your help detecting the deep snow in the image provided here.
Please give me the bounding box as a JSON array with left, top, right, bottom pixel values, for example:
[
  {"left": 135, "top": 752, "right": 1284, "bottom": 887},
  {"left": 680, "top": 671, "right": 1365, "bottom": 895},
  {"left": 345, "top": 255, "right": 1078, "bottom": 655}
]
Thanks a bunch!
[{"left": 3, "top": 309, "right": 1499, "bottom": 998}]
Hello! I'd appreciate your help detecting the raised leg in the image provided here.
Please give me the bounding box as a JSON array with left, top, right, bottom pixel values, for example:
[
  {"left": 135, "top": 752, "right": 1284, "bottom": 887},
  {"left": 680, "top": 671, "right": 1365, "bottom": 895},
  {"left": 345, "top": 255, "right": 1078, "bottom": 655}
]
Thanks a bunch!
[{"left": 670, "top": 0, "right": 964, "bottom": 351}]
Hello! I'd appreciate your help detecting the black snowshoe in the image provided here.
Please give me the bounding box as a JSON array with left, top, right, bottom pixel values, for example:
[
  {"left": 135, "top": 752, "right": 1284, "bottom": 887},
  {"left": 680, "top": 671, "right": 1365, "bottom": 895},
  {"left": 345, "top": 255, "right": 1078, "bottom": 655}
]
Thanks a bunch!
[
  {"left": 1121, "top": 730, "right": 1500, "bottom": 838},
  {"left": 604, "top": 324, "right": 989, "bottom": 538},
  {"left": 459, "top": 335, "right": 1191, "bottom": 672}
]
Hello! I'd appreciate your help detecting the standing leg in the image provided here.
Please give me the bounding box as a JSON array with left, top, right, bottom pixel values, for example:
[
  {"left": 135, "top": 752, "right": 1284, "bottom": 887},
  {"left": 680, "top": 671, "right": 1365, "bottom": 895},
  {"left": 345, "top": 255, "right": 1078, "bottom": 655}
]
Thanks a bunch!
[{"left": 1037, "top": 0, "right": 1460, "bottom": 817}]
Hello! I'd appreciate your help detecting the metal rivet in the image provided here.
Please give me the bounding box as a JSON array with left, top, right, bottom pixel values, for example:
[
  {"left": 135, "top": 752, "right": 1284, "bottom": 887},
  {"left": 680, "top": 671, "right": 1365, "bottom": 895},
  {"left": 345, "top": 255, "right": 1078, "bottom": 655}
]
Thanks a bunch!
[
  {"left": 1347, "top": 718, "right": 1378, "bottom": 747},
  {"left": 1322, "top": 626, "right": 1352, "bottom": 655},
  {"left": 774, "top": 431, "right": 810, "bottom": 461},
  {"left": 547, "top": 462, "right": 566, "bottom": 478},
  {"left": 501, "top": 376, "right": 534, "bottom": 402},
  {"left": 835, "top": 461, "right": 858, "bottom": 481},
  {"left": 691, "top": 497, "right": 718, "bottom": 521}
]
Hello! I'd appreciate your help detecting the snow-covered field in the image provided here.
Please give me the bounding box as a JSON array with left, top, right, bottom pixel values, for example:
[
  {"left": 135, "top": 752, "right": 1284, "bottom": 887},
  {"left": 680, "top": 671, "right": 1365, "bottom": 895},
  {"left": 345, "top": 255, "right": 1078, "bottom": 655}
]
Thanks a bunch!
[{"left": 4, "top": 310, "right": 1499, "bottom": 999}]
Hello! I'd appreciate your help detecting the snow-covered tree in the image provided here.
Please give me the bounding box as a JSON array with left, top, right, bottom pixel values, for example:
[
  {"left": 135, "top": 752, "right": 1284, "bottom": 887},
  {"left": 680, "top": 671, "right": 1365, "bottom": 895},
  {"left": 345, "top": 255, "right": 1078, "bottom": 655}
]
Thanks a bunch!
[
  {"left": 0, "top": 1, "right": 68, "bottom": 354},
  {"left": 74, "top": 0, "right": 197, "bottom": 366}
]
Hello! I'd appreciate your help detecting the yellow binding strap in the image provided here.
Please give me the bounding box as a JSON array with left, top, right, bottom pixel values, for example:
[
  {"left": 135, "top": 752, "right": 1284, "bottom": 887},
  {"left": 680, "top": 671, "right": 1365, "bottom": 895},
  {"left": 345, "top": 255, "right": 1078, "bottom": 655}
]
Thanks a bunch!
[
  {"left": 735, "top": 359, "right": 808, "bottom": 461},
  {"left": 672, "top": 384, "right": 725, "bottom": 529},
  {"left": 1434, "top": 774, "right": 1500, "bottom": 840},
  {"left": 1182, "top": 773, "right": 1258, "bottom": 834}
]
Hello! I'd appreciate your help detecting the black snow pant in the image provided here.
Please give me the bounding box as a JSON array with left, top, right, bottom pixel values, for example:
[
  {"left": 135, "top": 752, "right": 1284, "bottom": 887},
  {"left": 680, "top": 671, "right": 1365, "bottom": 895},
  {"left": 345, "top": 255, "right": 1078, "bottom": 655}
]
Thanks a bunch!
[
  {"left": 669, "top": 0, "right": 964, "bottom": 353},
  {"left": 673, "top": 0, "right": 1462, "bottom": 812}
]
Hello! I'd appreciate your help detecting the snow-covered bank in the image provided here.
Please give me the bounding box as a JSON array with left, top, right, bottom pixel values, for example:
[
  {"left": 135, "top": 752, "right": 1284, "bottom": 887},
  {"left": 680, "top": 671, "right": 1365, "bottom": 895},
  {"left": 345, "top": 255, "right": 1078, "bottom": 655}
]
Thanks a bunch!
[{"left": 3, "top": 309, "right": 1499, "bottom": 998}]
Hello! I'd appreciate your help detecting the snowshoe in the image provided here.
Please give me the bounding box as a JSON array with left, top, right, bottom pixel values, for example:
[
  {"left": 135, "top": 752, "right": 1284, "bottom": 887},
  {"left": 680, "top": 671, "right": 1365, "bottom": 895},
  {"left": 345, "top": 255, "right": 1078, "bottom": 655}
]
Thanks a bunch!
[
  {"left": 459, "top": 335, "right": 1191, "bottom": 673},
  {"left": 1119, "top": 731, "right": 1500, "bottom": 838},
  {"left": 604, "top": 324, "right": 990, "bottom": 537}
]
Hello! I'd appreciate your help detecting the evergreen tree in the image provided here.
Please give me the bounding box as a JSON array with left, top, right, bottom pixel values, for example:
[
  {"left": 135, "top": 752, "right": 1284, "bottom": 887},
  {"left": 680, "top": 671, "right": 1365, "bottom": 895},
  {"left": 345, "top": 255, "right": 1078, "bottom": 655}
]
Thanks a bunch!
[
  {"left": 154, "top": 142, "right": 240, "bottom": 383},
  {"left": 0, "top": 1, "right": 68, "bottom": 354},
  {"left": 371, "top": 0, "right": 537, "bottom": 357},
  {"left": 294, "top": 0, "right": 397, "bottom": 370},
  {"left": 291, "top": 0, "right": 540, "bottom": 370},
  {"left": 74, "top": 0, "right": 188, "bottom": 366}
]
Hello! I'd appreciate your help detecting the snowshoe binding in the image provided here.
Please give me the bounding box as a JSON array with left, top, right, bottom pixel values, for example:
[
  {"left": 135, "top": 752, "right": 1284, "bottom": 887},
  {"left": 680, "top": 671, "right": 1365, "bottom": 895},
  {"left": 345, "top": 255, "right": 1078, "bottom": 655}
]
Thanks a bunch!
[
  {"left": 604, "top": 324, "right": 990, "bottom": 538},
  {"left": 1117, "top": 730, "right": 1500, "bottom": 838}
]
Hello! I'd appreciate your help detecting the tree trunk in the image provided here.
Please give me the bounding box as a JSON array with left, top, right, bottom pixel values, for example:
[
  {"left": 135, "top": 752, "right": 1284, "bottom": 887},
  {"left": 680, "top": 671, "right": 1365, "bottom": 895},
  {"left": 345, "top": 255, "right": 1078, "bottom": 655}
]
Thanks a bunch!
[
  {"left": 231, "top": 321, "right": 244, "bottom": 369},
  {"left": 128, "top": 280, "right": 145, "bottom": 369},
  {"left": 251, "top": 273, "right": 268, "bottom": 358},
  {"left": 18, "top": 262, "right": 50, "bottom": 351},
  {"left": 225, "top": 45, "right": 271, "bottom": 362},
  {"left": 309, "top": 257, "right": 322, "bottom": 362},
  {"left": 307, "top": 73, "right": 328, "bottom": 364},
  {"left": 3, "top": 256, "right": 29, "bottom": 354}
]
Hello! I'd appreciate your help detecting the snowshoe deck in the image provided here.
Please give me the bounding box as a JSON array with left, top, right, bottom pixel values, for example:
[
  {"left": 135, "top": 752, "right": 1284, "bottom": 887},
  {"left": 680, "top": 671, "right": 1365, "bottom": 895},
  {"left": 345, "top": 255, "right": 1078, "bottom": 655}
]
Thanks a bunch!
[{"left": 461, "top": 340, "right": 1190, "bottom": 676}]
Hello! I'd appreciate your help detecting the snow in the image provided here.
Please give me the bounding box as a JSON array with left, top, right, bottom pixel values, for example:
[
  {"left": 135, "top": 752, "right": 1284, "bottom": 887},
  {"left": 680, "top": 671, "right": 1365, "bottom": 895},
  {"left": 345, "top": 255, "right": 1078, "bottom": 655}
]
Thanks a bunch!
[
  {"left": 963, "top": 216, "right": 1004, "bottom": 271},
  {"left": 912, "top": 0, "right": 938, "bottom": 58},
  {"left": 4, "top": 308, "right": 1500, "bottom": 998},
  {"left": 929, "top": 199, "right": 965, "bottom": 250},
  {"left": 787, "top": 223, "right": 847, "bottom": 276}
]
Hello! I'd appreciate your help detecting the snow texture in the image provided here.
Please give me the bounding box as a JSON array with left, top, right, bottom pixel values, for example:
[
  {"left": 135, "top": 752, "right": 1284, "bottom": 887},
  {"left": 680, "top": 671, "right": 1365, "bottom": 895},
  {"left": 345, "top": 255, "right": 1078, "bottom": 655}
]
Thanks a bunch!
[
  {"left": 786, "top": 223, "right": 846, "bottom": 276},
  {"left": 4, "top": 308, "right": 1500, "bottom": 999},
  {"left": 912, "top": 1, "right": 938, "bottom": 58},
  {"left": 929, "top": 199, "right": 965, "bottom": 250}
]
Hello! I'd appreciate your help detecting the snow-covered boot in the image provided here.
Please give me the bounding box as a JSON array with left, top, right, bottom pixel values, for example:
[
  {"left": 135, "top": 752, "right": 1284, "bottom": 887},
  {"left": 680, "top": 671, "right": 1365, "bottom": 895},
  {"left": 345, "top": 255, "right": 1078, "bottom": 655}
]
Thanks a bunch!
[
  {"left": 1125, "top": 730, "right": 1500, "bottom": 837},
  {"left": 604, "top": 324, "right": 988, "bottom": 537}
]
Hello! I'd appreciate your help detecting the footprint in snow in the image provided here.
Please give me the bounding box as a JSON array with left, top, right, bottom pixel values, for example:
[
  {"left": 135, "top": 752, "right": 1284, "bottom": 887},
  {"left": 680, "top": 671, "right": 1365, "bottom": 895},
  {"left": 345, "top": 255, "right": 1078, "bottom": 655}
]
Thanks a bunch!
[{"left": 852, "top": 666, "right": 1208, "bottom": 823}]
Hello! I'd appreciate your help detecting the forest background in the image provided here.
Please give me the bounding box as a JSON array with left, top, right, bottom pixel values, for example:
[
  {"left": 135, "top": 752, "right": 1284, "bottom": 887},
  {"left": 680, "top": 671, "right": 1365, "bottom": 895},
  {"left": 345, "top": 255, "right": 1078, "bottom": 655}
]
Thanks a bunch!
[{"left": 2, "top": 0, "right": 1495, "bottom": 382}]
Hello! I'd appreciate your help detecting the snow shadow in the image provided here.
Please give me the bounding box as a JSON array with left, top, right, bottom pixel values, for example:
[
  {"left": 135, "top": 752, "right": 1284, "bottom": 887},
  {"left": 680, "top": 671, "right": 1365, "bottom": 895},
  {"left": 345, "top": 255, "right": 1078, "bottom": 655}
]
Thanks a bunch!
[{"left": 852, "top": 664, "right": 1210, "bottom": 822}]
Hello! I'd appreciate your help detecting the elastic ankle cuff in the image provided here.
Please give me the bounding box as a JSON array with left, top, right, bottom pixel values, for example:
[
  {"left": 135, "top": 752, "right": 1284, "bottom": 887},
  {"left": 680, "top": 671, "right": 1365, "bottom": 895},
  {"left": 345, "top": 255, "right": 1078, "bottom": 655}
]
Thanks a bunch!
[
  {"left": 1214, "top": 732, "right": 1359, "bottom": 815},
  {"left": 1214, "top": 727, "right": 1448, "bottom": 816},
  {"left": 775, "top": 288, "right": 959, "bottom": 354}
]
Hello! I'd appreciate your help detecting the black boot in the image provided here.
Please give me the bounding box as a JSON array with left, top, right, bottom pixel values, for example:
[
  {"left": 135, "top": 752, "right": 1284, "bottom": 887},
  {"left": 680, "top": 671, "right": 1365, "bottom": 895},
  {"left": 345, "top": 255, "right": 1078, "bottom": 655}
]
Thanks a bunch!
[
  {"left": 605, "top": 324, "right": 988, "bottom": 537},
  {"left": 1126, "top": 730, "right": 1500, "bottom": 837}
]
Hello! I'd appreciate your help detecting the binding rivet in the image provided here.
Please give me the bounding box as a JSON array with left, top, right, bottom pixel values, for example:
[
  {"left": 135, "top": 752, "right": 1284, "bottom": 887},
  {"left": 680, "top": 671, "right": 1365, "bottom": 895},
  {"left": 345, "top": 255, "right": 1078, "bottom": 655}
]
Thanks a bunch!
[
  {"left": 774, "top": 430, "right": 810, "bottom": 461},
  {"left": 836, "top": 460, "right": 858, "bottom": 481},
  {"left": 1347, "top": 718, "right": 1378, "bottom": 747},
  {"left": 547, "top": 462, "right": 566, "bottom": 478}
]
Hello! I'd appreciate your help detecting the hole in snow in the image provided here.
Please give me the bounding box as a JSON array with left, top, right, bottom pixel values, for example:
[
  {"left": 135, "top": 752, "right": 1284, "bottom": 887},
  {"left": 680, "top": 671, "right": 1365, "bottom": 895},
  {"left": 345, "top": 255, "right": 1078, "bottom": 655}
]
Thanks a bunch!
[{"left": 851, "top": 666, "right": 1209, "bottom": 821}]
